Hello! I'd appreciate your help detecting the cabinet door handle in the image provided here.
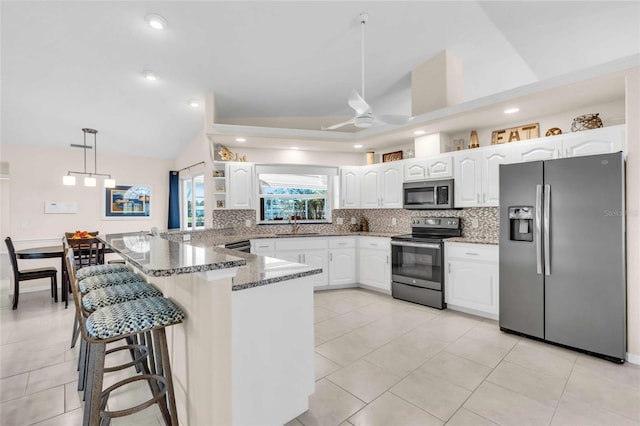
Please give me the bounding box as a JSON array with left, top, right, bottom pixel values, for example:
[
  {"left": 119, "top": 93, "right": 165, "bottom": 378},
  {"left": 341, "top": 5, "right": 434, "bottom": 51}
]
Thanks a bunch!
[
  {"left": 465, "top": 252, "right": 479, "bottom": 256},
  {"left": 342, "top": 198, "right": 345, "bottom": 206},
  {"left": 330, "top": 253, "right": 333, "bottom": 262},
  {"left": 476, "top": 193, "right": 480, "bottom": 204},
  {"left": 386, "top": 255, "right": 389, "bottom": 265},
  {"left": 565, "top": 148, "right": 570, "bottom": 158},
  {"left": 448, "top": 262, "right": 451, "bottom": 274},
  {"left": 483, "top": 193, "right": 487, "bottom": 204}
]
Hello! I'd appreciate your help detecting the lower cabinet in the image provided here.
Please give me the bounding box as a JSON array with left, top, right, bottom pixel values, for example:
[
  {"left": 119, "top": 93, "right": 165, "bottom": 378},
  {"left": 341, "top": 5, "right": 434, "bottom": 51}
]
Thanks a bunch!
[
  {"left": 328, "top": 238, "right": 357, "bottom": 287},
  {"left": 445, "top": 242, "right": 499, "bottom": 319},
  {"left": 274, "top": 238, "right": 329, "bottom": 289},
  {"left": 358, "top": 237, "right": 391, "bottom": 292}
]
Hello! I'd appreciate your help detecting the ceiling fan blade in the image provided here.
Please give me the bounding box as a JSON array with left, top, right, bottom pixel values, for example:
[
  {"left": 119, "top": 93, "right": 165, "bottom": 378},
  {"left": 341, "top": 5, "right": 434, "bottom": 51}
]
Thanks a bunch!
[
  {"left": 376, "top": 114, "right": 412, "bottom": 126},
  {"left": 321, "top": 117, "right": 356, "bottom": 130},
  {"left": 348, "top": 90, "right": 371, "bottom": 115}
]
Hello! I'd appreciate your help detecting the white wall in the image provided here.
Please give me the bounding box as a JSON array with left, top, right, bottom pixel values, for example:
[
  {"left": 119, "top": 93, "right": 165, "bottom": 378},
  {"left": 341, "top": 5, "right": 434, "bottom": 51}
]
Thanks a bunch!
[
  {"left": 448, "top": 99, "right": 625, "bottom": 149},
  {"left": 0, "top": 143, "right": 174, "bottom": 291}
]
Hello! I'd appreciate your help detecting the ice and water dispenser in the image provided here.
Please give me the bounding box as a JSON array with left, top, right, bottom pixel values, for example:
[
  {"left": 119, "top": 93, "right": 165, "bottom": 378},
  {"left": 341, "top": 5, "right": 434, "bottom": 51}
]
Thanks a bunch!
[{"left": 508, "top": 206, "right": 534, "bottom": 242}]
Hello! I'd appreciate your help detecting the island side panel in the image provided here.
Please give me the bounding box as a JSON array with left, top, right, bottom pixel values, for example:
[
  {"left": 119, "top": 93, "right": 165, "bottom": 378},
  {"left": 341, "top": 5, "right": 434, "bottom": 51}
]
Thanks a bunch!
[
  {"left": 231, "top": 276, "right": 315, "bottom": 425},
  {"left": 151, "top": 270, "right": 237, "bottom": 426}
]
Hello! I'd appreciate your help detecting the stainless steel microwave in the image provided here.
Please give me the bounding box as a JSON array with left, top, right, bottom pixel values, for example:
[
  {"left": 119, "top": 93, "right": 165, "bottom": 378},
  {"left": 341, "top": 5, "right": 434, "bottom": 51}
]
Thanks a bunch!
[{"left": 403, "top": 179, "right": 454, "bottom": 210}]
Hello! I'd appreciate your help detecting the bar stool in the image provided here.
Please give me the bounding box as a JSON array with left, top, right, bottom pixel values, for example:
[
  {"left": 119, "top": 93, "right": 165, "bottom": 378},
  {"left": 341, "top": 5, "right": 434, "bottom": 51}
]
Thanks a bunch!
[{"left": 65, "top": 250, "right": 184, "bottom": 426}]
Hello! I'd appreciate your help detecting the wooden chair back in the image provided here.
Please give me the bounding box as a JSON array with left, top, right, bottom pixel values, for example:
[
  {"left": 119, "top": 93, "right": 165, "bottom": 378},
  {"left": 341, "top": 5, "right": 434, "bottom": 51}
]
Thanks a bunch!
[{"left": 66, "top": 237, "right": 105, "bottom": 269}]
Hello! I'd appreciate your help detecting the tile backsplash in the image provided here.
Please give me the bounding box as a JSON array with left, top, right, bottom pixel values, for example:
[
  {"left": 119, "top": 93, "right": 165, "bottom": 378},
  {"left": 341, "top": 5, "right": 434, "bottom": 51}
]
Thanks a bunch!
[{"left": 211, "top": 207, "right": 499, "bottom": 240}]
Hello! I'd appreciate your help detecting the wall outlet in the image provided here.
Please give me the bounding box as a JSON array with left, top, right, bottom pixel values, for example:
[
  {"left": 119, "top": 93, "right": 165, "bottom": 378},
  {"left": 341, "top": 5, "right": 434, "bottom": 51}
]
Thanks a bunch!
[
  {"left": 471, "top": 218, "right": 479, "bottom": 229},
  {"left": 245, "top": 219, "right": 252, "bottom": 227},
  {"left": 351, "top": 217, "right": 357, "bottom": 225},
  {"left": 392, "top": 217, "right": 397, "bottom": 226},
  {"left": 183, "top": 234, "right": 191, "bottom": 241},
  {"left": 336, "top": 217, "right": 344, "bottom": 225}
]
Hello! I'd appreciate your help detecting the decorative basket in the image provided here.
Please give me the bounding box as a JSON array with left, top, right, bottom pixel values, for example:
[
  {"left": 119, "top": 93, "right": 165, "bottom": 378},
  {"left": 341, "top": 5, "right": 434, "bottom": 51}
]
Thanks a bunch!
[{"left": 571, "top": 114, "right": 603, "bottom": 132}]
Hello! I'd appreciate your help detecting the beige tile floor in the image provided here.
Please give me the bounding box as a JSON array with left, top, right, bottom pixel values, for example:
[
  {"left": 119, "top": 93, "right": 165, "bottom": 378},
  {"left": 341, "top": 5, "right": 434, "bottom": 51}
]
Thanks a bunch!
[{"left": 1, "top": 287, "right": 639, "bottom": 425}]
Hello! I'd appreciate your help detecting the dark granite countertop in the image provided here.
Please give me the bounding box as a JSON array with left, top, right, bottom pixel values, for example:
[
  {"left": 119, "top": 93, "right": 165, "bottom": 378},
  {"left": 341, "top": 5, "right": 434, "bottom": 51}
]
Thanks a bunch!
[{"left": 101, "top": 232, "right": 323, "bottom": 289}]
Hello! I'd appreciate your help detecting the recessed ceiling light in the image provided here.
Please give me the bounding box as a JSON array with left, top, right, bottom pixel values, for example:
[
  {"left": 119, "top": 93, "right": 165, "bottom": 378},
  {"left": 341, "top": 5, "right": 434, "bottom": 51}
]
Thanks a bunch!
[
  {"left": 504, "top": 107, "right": 520, "bottom": 114},
  {"left": 188, "top": 100, "right": 200, "bottom": 108},
  {"left": 354, "top": 144, "right": 363, "bottom": 148},
  {"left": 413, "top": 130, "right": 426, "bottom": 136},
  {"left": 290, "top": 147, "right": 299, "bottom": 150},
  {"left": 235, "top": 137, "right": 246, "bottom": 143},
  {"left": 145, "top": 14, "right": 167, "bottom": 30},
  {"left": 143, "top": 70, "right": 159, "bottom": 81}
]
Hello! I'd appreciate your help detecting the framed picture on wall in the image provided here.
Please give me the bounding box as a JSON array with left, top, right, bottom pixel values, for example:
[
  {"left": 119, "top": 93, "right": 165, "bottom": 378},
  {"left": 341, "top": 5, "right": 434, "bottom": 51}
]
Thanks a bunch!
[
  {"left": 382, "top": 150, "right": 403, "bottom": 162},
  {"left": 103, "top": 184, "right": 152, "bottom": 219}
]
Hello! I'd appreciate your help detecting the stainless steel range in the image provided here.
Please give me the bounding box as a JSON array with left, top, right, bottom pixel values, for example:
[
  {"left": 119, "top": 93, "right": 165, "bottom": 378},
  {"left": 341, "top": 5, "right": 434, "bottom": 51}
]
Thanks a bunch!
[{"left": 391, "top": 217, "right": 461, "bottom": 309}]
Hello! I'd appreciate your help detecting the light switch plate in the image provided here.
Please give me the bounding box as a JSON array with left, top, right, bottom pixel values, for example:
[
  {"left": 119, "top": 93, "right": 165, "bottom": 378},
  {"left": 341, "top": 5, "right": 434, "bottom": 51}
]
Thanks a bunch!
[
  {"left": 336, "top": 218, "right": 344, "bottom": 225},
  {"left": 392, "top": 218, "right": 397, "bottom": 225},
  {"left": 183, "top": 234, "right": 191, "bottom": 241},
  {"left": 471, "top": 218, "right": 479, "bottom": 228},
  {"left": 351, "top": 217, "right": 357, "bottom": 224},
  {"left": 245, "top": 219, "right": 252, "bottom": 227}
]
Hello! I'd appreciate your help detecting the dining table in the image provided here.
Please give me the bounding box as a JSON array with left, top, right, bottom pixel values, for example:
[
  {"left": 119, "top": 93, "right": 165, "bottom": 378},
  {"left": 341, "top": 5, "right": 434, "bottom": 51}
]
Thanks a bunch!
[
  {"left": 16, "top": 245, "right": 68, "bottom": 307},
  {"left": 16, "top": 244, "right": 117, "bottom": 308}
]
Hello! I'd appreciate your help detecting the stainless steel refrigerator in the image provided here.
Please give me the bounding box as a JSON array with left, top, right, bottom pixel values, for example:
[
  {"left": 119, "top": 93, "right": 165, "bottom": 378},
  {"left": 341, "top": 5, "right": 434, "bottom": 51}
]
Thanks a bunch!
[{"left": 499, "top": 152, "right": 626, "bottom": 362}]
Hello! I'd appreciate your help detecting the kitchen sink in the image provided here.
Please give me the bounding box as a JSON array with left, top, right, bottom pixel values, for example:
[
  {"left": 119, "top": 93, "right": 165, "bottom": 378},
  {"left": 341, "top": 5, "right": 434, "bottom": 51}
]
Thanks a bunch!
[{"left": 276, "top": 232, "right": 320, "bottom": 236}]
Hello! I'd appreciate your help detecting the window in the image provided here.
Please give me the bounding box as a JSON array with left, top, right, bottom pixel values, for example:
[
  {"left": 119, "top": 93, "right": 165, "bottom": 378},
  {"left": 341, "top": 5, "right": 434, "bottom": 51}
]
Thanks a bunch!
[
  {"left": 182, "top": 174, "right": 205, "bottom": 230},
  {"left": 256, "top": 165, "right": 338, "bottom": 224}
]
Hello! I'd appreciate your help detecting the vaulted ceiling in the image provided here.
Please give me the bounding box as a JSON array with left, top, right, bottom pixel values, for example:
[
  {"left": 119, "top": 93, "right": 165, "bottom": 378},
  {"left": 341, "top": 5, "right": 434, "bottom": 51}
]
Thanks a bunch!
[{"left": 2, "top": 1, "right": 639, "bottom": 158}]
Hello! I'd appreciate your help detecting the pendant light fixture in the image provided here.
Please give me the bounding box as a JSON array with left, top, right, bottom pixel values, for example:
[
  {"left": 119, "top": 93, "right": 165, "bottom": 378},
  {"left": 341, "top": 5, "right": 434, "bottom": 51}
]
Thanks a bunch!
[{"left": 63, "top": 128, "right": 116, "bottom": 188}]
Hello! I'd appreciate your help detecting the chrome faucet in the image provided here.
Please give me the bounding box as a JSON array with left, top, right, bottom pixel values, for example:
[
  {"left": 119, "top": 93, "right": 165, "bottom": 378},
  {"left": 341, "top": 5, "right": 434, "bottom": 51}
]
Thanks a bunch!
[{"left": 289, "top": 210, "right": 300, "bottom": 234}]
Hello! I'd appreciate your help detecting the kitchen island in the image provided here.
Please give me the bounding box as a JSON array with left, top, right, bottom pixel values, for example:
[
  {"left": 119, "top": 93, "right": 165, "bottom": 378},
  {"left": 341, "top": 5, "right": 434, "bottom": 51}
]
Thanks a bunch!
[{"left": 101, "top": 232, "right": 321, "bottom": 426}]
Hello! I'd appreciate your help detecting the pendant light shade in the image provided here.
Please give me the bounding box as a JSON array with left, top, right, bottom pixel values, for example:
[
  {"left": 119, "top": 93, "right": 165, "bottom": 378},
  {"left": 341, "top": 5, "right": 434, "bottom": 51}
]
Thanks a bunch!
[
  {"left": 63, "top": 128, "right": 115, "bottom": 187},
  {"left": 63, "top": 175, "right": 76, "bottom": 186}
]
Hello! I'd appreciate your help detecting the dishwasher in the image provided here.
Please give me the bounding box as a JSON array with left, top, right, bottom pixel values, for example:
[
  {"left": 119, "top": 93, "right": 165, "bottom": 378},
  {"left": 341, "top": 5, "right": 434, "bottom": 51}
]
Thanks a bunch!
[{"left": 224, "top": 240, "right": 251, "bottom": 253}]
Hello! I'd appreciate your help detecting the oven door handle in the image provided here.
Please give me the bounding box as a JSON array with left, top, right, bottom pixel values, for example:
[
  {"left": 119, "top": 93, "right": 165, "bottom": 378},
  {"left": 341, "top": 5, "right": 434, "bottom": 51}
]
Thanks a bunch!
[{"left": 391, "top": 241, "right": 441, "bottom": 250}]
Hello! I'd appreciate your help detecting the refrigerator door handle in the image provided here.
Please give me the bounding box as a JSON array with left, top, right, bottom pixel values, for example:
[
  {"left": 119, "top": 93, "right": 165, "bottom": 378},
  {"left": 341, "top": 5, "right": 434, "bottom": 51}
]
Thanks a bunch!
[
  {"left": 544, "top": 184, "right": 551, "bottom": 276},
  {"left": 536, "top": 184, "right": 543, "bottom": 274}
]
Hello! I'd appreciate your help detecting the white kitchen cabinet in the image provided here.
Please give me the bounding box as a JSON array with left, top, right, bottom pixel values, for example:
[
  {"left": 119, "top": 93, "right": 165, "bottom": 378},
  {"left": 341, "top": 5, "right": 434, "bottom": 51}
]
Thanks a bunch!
[
  {"left": 445, "top": 243, "right": 499, "bottom": 320},
  {"left": 340, "top": 167, "right": 360, "bottom": 208},
  {"left": 359, "top": 162, "right": 402, "bottom": 209},
  {"left": 379, "top": 162, "right": 403, "bottom": 208},
  {"left": 453, "top": 151, "right": 482, "bottom": 207},
  {"left": 403, "top": 154, "right": 453, "bottom": 182},
  {"left": 328, "top": 237, "right": 357, "bottom": 286},
  {"left": 275, "top": 238, "right": 329, "bottom": 288},
  {"left": 511, "top": 136, "right": 562, "bottom": 163},
  {"left": 360, "top": 166, "right": 380, "bottom": 209},
  {"left": 227, "top": 162, "right": 254, "bottom": 209},
  {"left": 250, "top": 239, "right": 275, "bottom": 256},
  {"left": 357, "top": 236, "right": 391, "bottom": 292},
  {"left": 562, "top": 125, "right": 624, "bottom": 158},
  {"left": 480, "top": 146, "right": 512, "bottom": 207}
]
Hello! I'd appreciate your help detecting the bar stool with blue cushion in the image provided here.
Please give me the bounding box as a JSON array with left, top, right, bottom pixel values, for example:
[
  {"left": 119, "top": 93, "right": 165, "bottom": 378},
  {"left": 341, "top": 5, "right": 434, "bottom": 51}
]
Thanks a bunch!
[
  {"left": 76, "top": 263, "right": 130, "bottom": 281},
  {"left": 65, "top": 250, "right": 184, "bottom": 425}
]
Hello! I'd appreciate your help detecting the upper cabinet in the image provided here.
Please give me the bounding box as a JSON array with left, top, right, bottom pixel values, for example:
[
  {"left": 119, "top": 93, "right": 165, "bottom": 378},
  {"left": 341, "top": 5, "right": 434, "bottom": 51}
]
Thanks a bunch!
[
  {"left": 340, "top": 166, "right": 360, "bottom": 208},
  {"left": 453, "top": 151, "right": 482, "bottom": 208},
  {"left": 511, "top": 136, "right": 562, "bottom": 163},
  {"left": 480, "top": 146, "right": 511, "bottom": 207},
  {"left": 359, "top": 162, "right": 403, "bottom": 209},
  {"left": 337, "top": 126, "right": 624, "bottom": 210},
  {"left": 562, "top": 125, "right": 624, "bottom": 158},
  {"left": 227, "top": 162, "right": 254, "bottom": 209},
  {"left": 403, "top": 154, "right": 453, "bottom": 182}
]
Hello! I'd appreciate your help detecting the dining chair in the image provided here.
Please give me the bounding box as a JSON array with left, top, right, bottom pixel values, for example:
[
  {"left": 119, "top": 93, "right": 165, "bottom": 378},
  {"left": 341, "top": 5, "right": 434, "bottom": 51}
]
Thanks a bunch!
[
  {"left": 65, "top": 237, "right": 105, "bottom": 270},
  {"left": 4, "top": 237, "right": 58, "bottom": 310}
]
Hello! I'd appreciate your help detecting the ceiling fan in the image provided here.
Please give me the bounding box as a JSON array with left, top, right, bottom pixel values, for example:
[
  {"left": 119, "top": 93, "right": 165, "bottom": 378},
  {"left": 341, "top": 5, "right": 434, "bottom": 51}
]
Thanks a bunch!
[{"left": 322, "top": 13, "right": 411, "bottom": 131}]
